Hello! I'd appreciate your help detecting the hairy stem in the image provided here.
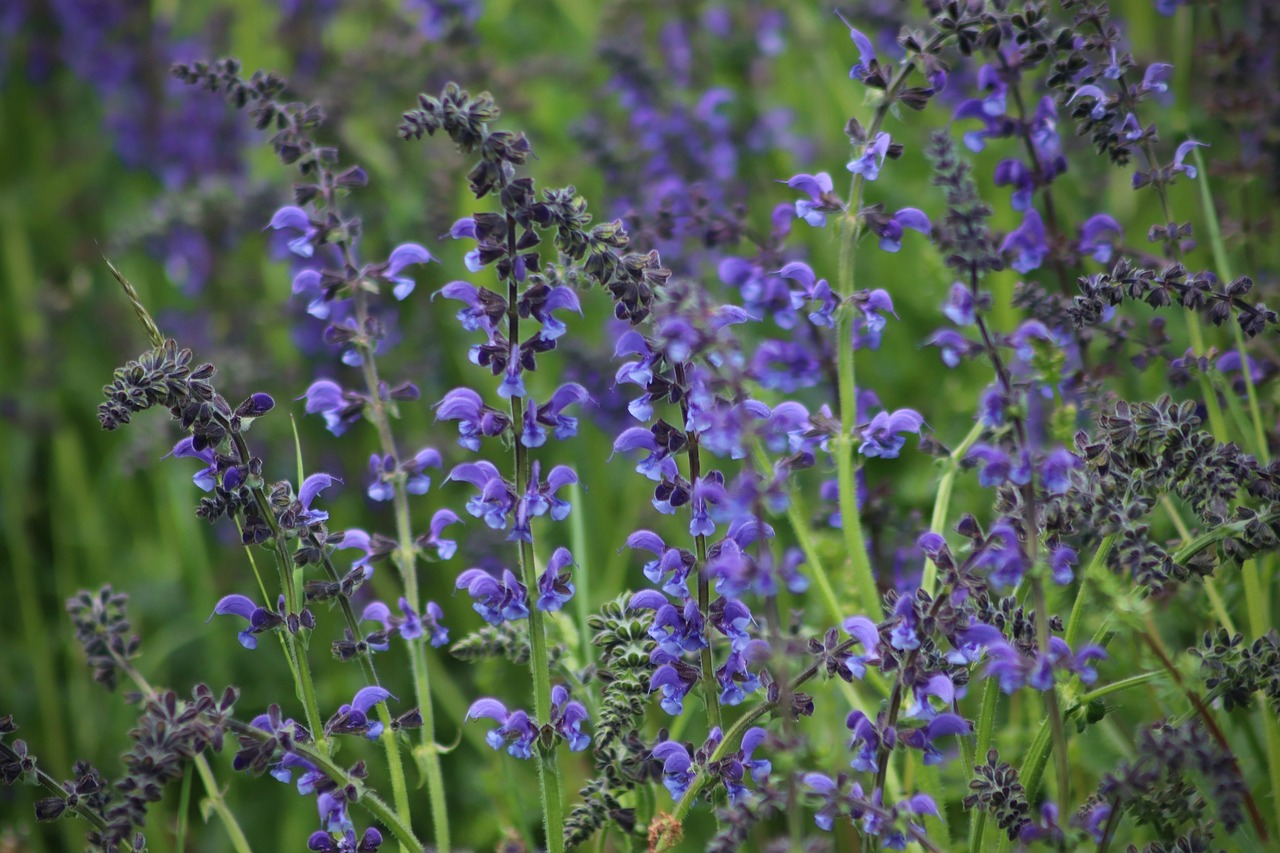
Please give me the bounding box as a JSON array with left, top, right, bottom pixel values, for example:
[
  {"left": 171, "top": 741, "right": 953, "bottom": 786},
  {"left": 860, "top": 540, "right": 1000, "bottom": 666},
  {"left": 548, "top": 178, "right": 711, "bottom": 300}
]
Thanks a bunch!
[{"left": 504, "top": 212, "right": 565, "bottom": 853}]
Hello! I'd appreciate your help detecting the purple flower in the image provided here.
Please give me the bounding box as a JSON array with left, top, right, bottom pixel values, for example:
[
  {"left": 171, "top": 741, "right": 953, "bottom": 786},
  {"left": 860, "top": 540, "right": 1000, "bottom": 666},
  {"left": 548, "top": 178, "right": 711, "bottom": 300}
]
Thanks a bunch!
[
  {"left": 926, "top": 329, "right": 974, "bottom": 368},
  {"left": 550, "top": 684, "right": 591, "bottom": 751},
  {"left": 898, "top": 713, "right": 971, "bottom": 765},
  {"left": 536, "top": 547, "right": 576, "bottom": 611},
  {"left": 454, "top": 567, "right": 529, "bottom": 624},
  {"left": 268, "top": 206, "right": 320, "bottom": 257},
  {"left": 1049, "top": 545, "right": 1077, "bottom": 585},
  {"left": 307, "top": 827, "right": 383, "bottom": 853},
  {"left": 404, "top": 447, "right": 443, "bottom": 494},
  {"left": 365, "top": 243, "right": 434, "bottom": 301},
  {"left": 297, "top": 473, "right": 340, "bottom": 525},
  {"left": 166, "top": 436, "right": 217, "bottom": 491},
  {"left": 299, "top": 380, "right": 363, "bottom": 436},
  {"left": 366, "top": 454, "right": 396, "bottom": 502},
  {"left": 1120, "top": 112, "right": 1144, "bottom": 142},
  {"left": 511, "top": 463, "right": 577, "bottom": 541},
  {"left": 466, "top": 698, "right": 537, "bottom": 759},
  {"left": 857, "top": 289, "right": 896, "bottom": 333},
  {"left": 848, "top": 132, "right": 891, "bottom": 181},
  {"left": 626, "top": 530, "right": 694, "bottom": 598},
  {"left": 842, "top": 615, "right": 882, "bottom": 680},
  {"left": 497, "top": 343, "right": 526, "bottom": 399},
  {"left": 630, "top": 591, "right": 708, "bottom": 656},
  {"left": 979, "top": 386, "right": 1007, "bottom": 426},
  {"left": 942, "top": 282, "right": 976, "bottom": 326},
  {"left": 650, "top": 660, "right": 699, "bottom": 715},
  {"left": 436, "top": 280, "right": 505, "bottom": 334},
  {"left": 903, "top": 673, "right": 957, "bottom": 720},
  {"left": 871, "top": 208, "right": 931, "bottom": 253},
  {"left": 858, "top": 409, "right": 925, "bottom": 459},
  {"left": 976, "top": 64, "right": 1008, "bottom": 116},
  {"left": 521, "top": 284, "right": 582, "bottom": 342},
  {"left": 362, "top": 597, "right": 448, "bottom": 648},
  {"left": 612, "top": 426, "right": 678, "bottom": 481},
  {"left": 889, "top": 594, "right": 921, "bottom": 652},
  {"left": 1140, "top": 63, "right": 1173, "bottom": 94},
  {"left": 1078, "top": 214, "right": 1123, "bottom": 264},
  {"left": 781, "top": 172, "right": 838, "bottom": 227},
  {"left": 973, "top": 521, "right": 1029, "bottom": 588},
  {"left": 415, "top": 508, "right": 461, "bottom": 561},
  {"left": 994, "top": 158, "right": 1035, "bottom": 211},
  {"left": 651, "top": 739, "right": 697, "bottom": 799},
  {"left": 952, "top": 98, "right": 1007, "bottom": 152},
  {"left": 836, "top": 11, "right": 877, "bottom": 81},
  {"left": 845, "top": 710, "right": 881, "bottom": 772},
  {"left": 448, "top": 460, "right": 513, "bottom": 529},
  {"left": 522, "top": 383, "right": 590, "bottom": 447},
  {"left": 1171, "top": 139, "right": 1208, "bottom": 179},
  {"left": 1001, "top": 208, "right": 1048, "bottom": 273},
  {"left": 1068, "top": 84, "right": 1110, "bottom": 121},
  {"left": 1041, "top": 447, "right": 1081, "bottom": 493},
  {"left": 614, "top": 330, "right": 659, "bottom": 420},
  {"left": 966, "top": 444, "right": 1021, "bottom": 488},
  {"left": 326, "top": 686, "right": 393, "bottom": 740},
  {"left": 209, "top": 594, "right": 283, "bottom": 649},
  {"left": 435, "top": 387, "right": 512, "bottom": 451}
]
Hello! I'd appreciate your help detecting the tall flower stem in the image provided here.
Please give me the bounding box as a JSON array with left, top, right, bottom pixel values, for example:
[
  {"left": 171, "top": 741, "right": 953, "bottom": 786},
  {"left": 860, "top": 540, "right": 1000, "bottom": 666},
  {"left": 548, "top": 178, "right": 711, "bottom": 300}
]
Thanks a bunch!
[
  {"left": 108, "top": 262, "right": 328, "bottom": 743},
  {"left": 832, "top": 36, "right": 947, "bottom": 622},
  {"left": 504, "top": 213, "right": 565, "bottom": 853},
  {"left": 674, "top": 362, "right": 722, "bottom": 733},
  {"left": 345, "top": 246, "right": 449, "bottom": 852}
]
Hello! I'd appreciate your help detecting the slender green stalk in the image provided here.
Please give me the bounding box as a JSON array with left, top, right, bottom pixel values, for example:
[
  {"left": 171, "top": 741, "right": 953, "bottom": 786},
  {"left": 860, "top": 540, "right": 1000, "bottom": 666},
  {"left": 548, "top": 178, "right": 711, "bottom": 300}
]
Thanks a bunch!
[
  {"left": 834, "top": 219, "right": 882, "bottom": 623},
  {"left": 510, "top": 401, "right": 566, "bottom": 853},
  {"left": 1192, "top": 147, "right": 1267, "bottom": 460},
  {"left": 1065, "top": 538, "right": 1119, "bottom": 652},
  {"left": 967, "top": 676, "right": 1002, "bottom": 851},
  {"left": 683, "top": 417, "right": 723, "bottom": 734},
  {"left": 920, "top": 421, "right": 984, "bottom": 596},
  {"left": 192, "top": 754, "right": 255, "bottom": 853},
  {"left": 349, "top": 274, "right": 448, "bottom": 852},
  {"left": 568, "top": 479, "right": 593, "bottom": 667},
  {"left": 503, "top": 213, "right": 564, "bottom": 853},
  {"left": 1031, "top": 574, "right": 1070, "bottom": 807},
  {"left": 830, "top": 41, "right": 944, "bottom": 623}
]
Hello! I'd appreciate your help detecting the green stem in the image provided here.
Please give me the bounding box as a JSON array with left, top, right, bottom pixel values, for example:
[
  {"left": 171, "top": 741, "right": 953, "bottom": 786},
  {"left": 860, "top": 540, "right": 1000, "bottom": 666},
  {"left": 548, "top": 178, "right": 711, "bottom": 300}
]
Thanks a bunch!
[
  {"left": 504, "top": 214, "right": 564, "bottom": 853},
  {"left": 834, "top": 221, "right": 882, "bottom": 622},
  {"left": 1032, "top": 575, "right": 1070, "bottom": 808},
  {"left": 350, "top": 275, "right": 447, "bottom": 853},
  {"left": 967, "top": 677, "right": 1001, "bottom": 851},
  {"left": 193, "top": 754, "right": 254, "bottom": 853},
  {"left": 686, "top": 424, "right": 723, "bottom": 735},
  {"left": 1192, "top": 147, "right": 1267, "bottom": 461},
  {"left": 1065, "top": 534, "right": 1116, "bottom": 650},
  {"left": 512, "top": 425, "right": 566, "bottom": 852},
  {"left": 568, "top": 479, "right": 593, "bottom": 668},
  {"left": 830, "top": 41, "right": 943, "bottom": 624},
  {"left": 921, "top": 421, "right": 984, "bottom": 596},
  {"left": 1078, "top": 671, "right": 1161, "bottom": 704}
]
